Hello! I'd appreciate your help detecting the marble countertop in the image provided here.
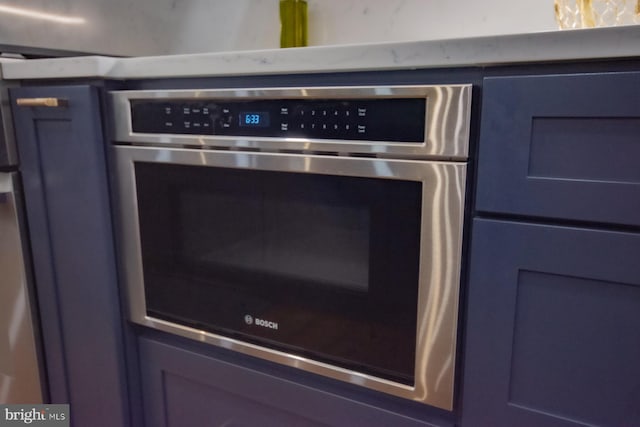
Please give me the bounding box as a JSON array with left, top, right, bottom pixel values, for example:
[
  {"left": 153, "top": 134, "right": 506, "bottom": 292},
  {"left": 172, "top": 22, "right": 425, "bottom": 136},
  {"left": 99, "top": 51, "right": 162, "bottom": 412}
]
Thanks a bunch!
[{"left": 3, "top": 26, "right": 640, "bottom": 80}]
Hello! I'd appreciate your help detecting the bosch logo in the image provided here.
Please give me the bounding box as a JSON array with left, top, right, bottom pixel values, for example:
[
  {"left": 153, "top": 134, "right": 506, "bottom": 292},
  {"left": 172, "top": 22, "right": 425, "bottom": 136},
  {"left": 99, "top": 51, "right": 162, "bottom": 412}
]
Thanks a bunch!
[
  {"left": 255, "top": 318, "right": 279, "bottom": 330},
  {"left": 244, "top": 314, "right": 278, "bottom": 330}
]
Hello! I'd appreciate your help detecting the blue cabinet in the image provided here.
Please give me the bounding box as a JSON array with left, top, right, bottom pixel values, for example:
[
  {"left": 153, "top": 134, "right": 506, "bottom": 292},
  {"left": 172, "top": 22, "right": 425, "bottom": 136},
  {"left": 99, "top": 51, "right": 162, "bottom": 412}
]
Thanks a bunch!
[
  {"left": 138, "top": 337, "right": 446, "bottom": 427},
  {"left": 461, "top": 219, "right": 640, "bottom": 426},
  {"left": 462, "top": 73, "right": 640, "bottom": 426},
  {"left": 11, "top": 86, "right": 129, "bottom": 427},
  {"left": 476, "top": 72, "right": 640, "bottom": 227},
  {"left": 10, "top": 70, "right": 640, "bottom": 427}
]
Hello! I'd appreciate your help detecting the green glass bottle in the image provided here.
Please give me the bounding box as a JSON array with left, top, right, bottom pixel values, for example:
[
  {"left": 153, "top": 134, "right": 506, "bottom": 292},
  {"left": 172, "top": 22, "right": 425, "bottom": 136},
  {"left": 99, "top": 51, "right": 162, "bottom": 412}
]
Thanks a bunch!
[{"left": 280, "top": 0, "right": 308, "bottom": 48}]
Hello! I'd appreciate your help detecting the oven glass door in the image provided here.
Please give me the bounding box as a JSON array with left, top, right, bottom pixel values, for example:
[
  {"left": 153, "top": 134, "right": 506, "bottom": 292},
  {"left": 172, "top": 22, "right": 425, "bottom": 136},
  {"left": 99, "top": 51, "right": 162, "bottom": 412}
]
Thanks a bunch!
[
  {"left": 133, "top": 160, "right": 421, "bottom": 385},
  {"left": 116, "top": 145, "right": 466, "bottom": 408}
]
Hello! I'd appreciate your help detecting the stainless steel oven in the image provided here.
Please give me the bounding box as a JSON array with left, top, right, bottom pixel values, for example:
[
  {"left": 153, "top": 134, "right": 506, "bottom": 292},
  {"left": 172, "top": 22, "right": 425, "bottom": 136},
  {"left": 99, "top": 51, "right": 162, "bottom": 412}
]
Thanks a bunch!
[{"left": 110, "top": 85, "right": 471, "bottom": 410}]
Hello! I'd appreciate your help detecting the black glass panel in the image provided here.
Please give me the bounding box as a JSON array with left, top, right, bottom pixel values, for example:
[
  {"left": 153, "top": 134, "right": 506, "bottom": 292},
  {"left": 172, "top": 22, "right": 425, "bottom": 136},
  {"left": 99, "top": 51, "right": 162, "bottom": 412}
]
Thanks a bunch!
[
  {"left": 135, "top": 162, "right": 422, "bottom": 384},
  {"left": 131, "top": 98, "right": 426, "bottom": 142}
]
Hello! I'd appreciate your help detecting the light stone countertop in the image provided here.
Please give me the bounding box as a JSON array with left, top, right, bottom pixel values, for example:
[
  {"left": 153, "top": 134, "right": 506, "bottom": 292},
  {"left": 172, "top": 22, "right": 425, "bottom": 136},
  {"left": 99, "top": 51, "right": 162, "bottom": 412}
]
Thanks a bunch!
[{"left": 3, "top": 26, "right": 640, "bottom": 80}]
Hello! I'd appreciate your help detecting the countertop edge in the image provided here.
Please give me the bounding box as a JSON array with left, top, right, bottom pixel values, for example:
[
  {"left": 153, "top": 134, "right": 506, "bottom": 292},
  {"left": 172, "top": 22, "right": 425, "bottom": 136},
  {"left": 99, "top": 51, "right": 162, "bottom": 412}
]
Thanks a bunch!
[{"left": 3, "top": 26, "right": 640, "bottom": 80}]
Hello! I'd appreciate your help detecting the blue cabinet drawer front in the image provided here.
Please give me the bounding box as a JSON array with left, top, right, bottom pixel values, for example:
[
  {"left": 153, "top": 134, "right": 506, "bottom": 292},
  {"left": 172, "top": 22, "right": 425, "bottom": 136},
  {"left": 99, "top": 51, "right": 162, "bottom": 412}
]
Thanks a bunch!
[
  {"left": 138, "top": 338, "right": 448, "bottom": 427},
  {"left": 462, "top": 219, "right": 640, "bottom": 427},
  {"left": 476, "top": 72, "right": 640, "bottom": 227}
]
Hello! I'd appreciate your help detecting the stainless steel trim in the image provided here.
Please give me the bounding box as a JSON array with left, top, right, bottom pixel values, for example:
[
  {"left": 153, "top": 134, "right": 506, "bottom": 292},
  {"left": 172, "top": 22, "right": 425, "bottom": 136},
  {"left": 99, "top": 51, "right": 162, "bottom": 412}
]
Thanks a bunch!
[
  {"left": 0, "top": 172, "right": 43, "bottom": 403},
  {"left": 110, "top": 85, "right": 471, "bottom": 160},
  {"left": 0, "top": 78, "right": 20, "bottom": 168},
  {"left": 113, "top": 145, "right": 466, "bottom": 410}
]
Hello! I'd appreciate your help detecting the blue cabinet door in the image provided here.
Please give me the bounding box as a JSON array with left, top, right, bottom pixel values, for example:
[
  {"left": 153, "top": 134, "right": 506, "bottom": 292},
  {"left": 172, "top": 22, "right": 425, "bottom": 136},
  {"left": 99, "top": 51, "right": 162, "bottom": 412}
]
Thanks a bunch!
[
  {"left": 11, "top": 86, "right": 129, "bottom": 427},
  {"left": 138, "top": 337, "right": 448, "bottom": 427},
  {"left": 461, "top": 218, "right": 640, "bottom": 427},
  {"left": 476, "top": 72, "right": 640, "bottom": 227}
]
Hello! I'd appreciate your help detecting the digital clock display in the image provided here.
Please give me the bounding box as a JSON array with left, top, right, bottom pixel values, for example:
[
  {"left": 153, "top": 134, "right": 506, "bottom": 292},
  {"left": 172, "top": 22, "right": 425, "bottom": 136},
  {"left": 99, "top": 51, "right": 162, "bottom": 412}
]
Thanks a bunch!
[{"left": 239, "top": 112, "right": 270, "bottom": 127}]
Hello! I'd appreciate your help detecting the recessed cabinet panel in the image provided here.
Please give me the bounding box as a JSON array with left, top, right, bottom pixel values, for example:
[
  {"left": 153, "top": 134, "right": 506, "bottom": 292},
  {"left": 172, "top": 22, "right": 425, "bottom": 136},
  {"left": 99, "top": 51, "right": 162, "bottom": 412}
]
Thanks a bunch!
[
  {"left": 476, "top": 72, "right": 640, "bottom": 227},
  {"left": 138, "top": 338, "right": 448, "bottom": 427},
  {"left": 528, "top": 117, "right": 640, "bottom": 183},
  {"left": 461, "top": 219, "right": 640, "bottom": 427},
  {"left": 509, "top": 270, "right": 640, "bottom": 423}
]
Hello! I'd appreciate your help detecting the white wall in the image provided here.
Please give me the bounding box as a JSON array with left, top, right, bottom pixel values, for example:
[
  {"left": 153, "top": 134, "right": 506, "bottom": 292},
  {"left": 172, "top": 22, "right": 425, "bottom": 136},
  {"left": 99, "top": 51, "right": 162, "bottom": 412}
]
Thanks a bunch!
[
  {"left": 0, "top": 0, "right": 558, "bottom": 56},
  {"left": 307, "top": 0, "right": 557, "bottom": 46}
]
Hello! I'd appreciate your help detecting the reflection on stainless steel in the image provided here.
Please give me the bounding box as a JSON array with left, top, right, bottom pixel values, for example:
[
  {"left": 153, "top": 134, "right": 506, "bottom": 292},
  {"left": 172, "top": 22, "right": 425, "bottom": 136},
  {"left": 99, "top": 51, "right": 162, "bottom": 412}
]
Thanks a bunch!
[
  {"left": 416, "top": 159, "right": 465, "bottom": 408},
  {"left": 0, "top": 5, "right": 86, "bottom": 25},
  {"left": 113, "top": 145, "right": 466, "bottom": 410},
  {"left": 110, "top": 85, "right": 471, "bottom": 159},
  {"left": 0, "top": 173, "right": 43, "bottom": 404}
]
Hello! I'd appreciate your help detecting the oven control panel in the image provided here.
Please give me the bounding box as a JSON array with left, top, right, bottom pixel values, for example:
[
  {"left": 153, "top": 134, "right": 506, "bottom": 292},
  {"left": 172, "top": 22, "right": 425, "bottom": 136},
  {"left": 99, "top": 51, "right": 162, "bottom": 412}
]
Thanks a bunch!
[{"left": 130, "top": 98, "right": 426, "bottom": 142}]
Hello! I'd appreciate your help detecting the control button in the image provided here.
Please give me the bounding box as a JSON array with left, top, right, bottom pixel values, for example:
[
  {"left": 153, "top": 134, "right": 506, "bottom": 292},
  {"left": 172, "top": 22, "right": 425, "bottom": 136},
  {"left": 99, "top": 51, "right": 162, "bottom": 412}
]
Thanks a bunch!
[
  {"left": 357, "top": 125, "right": 366, "bottom": 133},
  {"left": 345, "top": 124, "right": 350, "bottom": 131},
  {"left": 311, "top": 123, "right": 316, "bottom": 129},
  {"left": 203, "top": 122, "right": 211, "bottom": 129},
  {"left": 345, "top": 110, "right": 350, "bottom": 117},
  {"left": 300, "top": 123, "right": 305, "bottom": 129},
  {"left": 164, "top": 106, "right": 173, "bottom": 115},
  {"left": 193, "top": 122, "right": 201, "bottom": 128},
  {"left": 333, "top": 110, "right": 339, "bottom": 116},
  {"left": 281, "top": 123, "right": 289, "bottom": 131},
  {"left": 311, "top": 110, "right": 316, "bottom": 116},
  {"left": 357, "top": 108, "right": 367, "bottom": 117},
  {"left": 322, "top": 110, "right": 327, "bottom": 116},
  {"left": 222, "top": 122, "right": 231, "bottom": 128},
  {"left": 322, "top": 123, "right": 327, "bottom": 130},
  {"left": 164, "top": 121, "right": 173, "bottom": 127},
  {"left": 183, "top": 107, "right": 191, "bottom": 115},
  {"left": 280, "top": 107, "right": 289, "bottom": 115},
  {"left": 333, "top": 124, "right": 339, "bottom": 130},
  {"left": 222, "top": 108, "right": 231, "bottom": 114},
  {"left": 202, "top": 107, "right": 210, "bottom": 115},
  {"left": 184, "top": 121, "right": 191, "bottom": 129},
  {"left": 192, "top": 108, "right": 201, "bottom": 114}
]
